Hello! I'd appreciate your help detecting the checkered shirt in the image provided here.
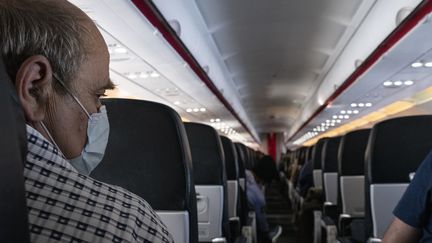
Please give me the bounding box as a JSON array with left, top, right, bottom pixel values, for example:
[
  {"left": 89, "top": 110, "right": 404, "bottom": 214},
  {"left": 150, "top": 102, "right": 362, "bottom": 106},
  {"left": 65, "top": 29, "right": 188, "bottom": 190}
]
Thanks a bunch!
[{"left": 24, "top": 125, "right": 174, "bottom": 243}]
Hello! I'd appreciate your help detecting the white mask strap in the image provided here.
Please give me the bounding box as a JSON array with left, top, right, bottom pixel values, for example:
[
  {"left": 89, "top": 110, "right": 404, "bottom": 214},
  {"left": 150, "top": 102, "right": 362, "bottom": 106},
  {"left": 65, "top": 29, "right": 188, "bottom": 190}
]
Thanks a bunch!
[
  {"left": 40, "top": 122, "right": 66, "bottom": 158},
  {"left": 52, "top": 73, "right": 91, "bottom": 119}
]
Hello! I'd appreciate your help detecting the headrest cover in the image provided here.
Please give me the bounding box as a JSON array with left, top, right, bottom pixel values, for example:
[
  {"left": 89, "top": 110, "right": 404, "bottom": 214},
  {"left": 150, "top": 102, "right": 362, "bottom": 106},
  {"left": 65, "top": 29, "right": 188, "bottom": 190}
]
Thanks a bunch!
[
  {"left": 185, "top": 123, "right": 226, "bottom": 185},
  {"left": 312, "top": 138, "right": 329, "bottom": 170},
  {"left": 221, "top": 136, "right": 239, "bottom": 180},
  {"left": 0, "top": 58, "right": 30, "bottom": 242},
  {"left": 322, "top": 136, "right": 342, "bottom": 173},
  {"left": 92, "top": 99, "right": 194, "bottom": 211},
  {"left": 339, "top": 129, "right": 370, "bottom": 176},
  {"left": 366, "top": 116, "right": 432, "bottom": 184}
]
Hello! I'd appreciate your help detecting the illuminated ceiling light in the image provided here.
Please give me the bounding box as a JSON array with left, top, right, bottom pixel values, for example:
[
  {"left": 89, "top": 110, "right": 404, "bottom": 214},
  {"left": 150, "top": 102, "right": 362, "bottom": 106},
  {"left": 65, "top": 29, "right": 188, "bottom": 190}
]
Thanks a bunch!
[
  {"left": 358, "top": 103, "right": 365, "bottom": 107},
  {"left": 140, "top": 72, "right": 149, "bottom": 79},
  {"left": 425, "top": 62, "right": 432, "bottom": 67},
  {"left": 193, "top": 108, "right": 199, "bottom": 112},
  {"left": 215, "top": 118, "right": 221, "bottom": 122},
  {"left": 186, "top": 108, "right": 192, "bottom": 113},
  {"left": 210, "top": 119, "right": 215, "bottom": 123},
  {"left": 394, "top": 81, "right": 403, "bottom": 86},
  {"left": 127, "top": 73, "right": 138, "bottom": 79},
  {"left": 150, "top": 72, "right": 160, "bottom": 78},
  {"left": 404, "top": 80, "right": 414, "bottom": 86},
  {"left": 200, "top": 108, "right": 206, "bottom": 112},
  {"left": 351, "top": 103, "right": 357, "bottom": 107},
  {"left": 344, "top": 115, "right": 350, "bottom": 119},
  {"left": 340, "top": 110, "right": 346, "bottom": 114},
  {"left": 336, "top": 119, "right": 342, "bottom": 123},
  {"left": 347, "top": 110, "right": 352, "bottom": 114},
  {"left": 333, "top": 115, "right": 338, "bottom": 119},
  {"left": 353, "top": 110, "right": 359, "bottom": 114},
  {"left": 365, "top": 103, "right": 372, "bottom": 107},
  {"left": 174, "top": 101, "right": 181, "bottom": 105},
  {"left": 383, "top": 81, "right": 393, "bottom": 86},
  {"left": 114, "top": 47, "right": 128, "bottom": 54},
  {"left": 411, "top": 62, "right": 423, "bottom": 68},
  {"left": 338, "top": 115, "right": 344, "bottom": 119}
]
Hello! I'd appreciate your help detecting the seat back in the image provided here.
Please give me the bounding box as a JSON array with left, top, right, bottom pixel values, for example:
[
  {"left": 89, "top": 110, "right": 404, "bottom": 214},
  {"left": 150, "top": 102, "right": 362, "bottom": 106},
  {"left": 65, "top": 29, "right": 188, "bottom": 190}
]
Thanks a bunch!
[
  {"left": 365, "top": 116, "right": 432, "bottom": 239},
  {"left": 220, "top": 136, "right": 239, "bottom": 219},
  {"left": 235, "top": 143, "right": 247, "bottom": 190},
  {"left": 0, "top": 59, "right": 30, "bottom": 243},
  {"left": 312, "top": 138, "right": 328, "bottom": 189},
  {"left": 338, "top": 129, "right": 370, "bottom": 218},
  {"left": 91, "top": 99, "right": 198, "bottom": 243},
  {"left": 322, "top": 137, "right": 342, "bottom": 205},
  {"left": 185, "top": 123, "right": 229, "bottom": 241}
]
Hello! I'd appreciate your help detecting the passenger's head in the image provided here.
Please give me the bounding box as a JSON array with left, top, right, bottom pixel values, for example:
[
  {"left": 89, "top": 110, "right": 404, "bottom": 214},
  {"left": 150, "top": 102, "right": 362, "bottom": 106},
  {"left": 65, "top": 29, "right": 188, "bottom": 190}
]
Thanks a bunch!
[
  {"left": 0, "top": 0, "right": 114, "bottom": 160},
  {"left": 252, "top": 155, "right": 278, "bottom": 184}
]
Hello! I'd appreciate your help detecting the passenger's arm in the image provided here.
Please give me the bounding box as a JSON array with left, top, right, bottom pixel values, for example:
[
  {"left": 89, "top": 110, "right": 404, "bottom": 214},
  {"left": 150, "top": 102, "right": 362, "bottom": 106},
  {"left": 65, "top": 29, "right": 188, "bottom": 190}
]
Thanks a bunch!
[{"left": 382, "top": 217, "right": 421, "bottom": 243}]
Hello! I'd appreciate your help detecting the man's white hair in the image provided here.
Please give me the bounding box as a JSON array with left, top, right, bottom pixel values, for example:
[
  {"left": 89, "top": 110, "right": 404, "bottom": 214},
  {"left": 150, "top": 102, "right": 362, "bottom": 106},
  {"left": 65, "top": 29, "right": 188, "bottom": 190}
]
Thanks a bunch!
[{"left": 0, "top": 0, "right": 89, "bottom": 93}]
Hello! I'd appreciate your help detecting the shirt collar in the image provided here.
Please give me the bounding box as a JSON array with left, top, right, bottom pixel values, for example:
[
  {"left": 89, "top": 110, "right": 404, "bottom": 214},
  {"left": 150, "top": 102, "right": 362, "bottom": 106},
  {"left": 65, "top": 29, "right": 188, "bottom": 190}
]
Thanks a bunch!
[{"left": 26, "top": 124, "right": 78, "bottom": 172}]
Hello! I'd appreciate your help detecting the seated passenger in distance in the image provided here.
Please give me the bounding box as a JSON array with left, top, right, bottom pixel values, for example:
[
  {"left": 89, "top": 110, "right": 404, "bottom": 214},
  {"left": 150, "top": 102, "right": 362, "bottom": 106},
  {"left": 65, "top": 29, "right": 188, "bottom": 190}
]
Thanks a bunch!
[
  {"left": 0, "top": 0, "right": 173, "bottom": 242},
  {"left": 296, "top": 157, "right": 314, "bottom": 198},
  {"left": 246, "top": 155, "right": 281, "bottom": 243},
  {"left": 382, "top": 152, "right": 432, "bottom": 243}
]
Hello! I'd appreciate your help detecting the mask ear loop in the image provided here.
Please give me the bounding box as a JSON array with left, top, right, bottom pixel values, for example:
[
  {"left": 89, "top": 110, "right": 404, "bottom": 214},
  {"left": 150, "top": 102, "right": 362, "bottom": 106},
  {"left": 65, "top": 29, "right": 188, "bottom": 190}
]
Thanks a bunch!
[
  {"left": 40, "top": 121, "right": 66, "bottom": 159},
  {"left": 52, "top": 73, "right": 91, "bottom": 119}
]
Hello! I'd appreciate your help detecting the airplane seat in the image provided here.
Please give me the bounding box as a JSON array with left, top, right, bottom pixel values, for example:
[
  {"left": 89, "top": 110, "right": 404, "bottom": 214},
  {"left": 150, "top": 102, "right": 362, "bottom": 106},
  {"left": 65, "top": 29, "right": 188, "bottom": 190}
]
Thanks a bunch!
[
  {"left": 322, "top": 137, "right": 342, "bottom": 207},
  {"left": 234, "top": 142, "right": 248, "bottom": 227},
  {"left": 0, "top": 58, "right": 30, "bottom": 243},
  {"left": 365, "top": 116, "right": 432, "bottom": 242},
  {"left": 220, "top": 136, "right": 241, "bottom": 240},
  {"left": 184, "top": 123, "right": 230, "bottom": 242},
  {"left": 91, "top": 99, "right": 198, "bottom": 243},
  {"left": 320, "top": 137, "right": 342, "bottom": 243},
  {"left": 312, "top": 139, "right": 328, "bottom": 189},
  {"left": 337, "top": 129, "right": 370, "bottom": 241}
]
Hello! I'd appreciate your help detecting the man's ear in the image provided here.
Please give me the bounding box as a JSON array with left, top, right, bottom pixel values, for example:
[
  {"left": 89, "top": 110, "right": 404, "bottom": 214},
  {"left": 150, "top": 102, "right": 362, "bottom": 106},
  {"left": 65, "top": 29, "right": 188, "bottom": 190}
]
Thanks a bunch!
[{"left": 14, "top": 55, "right": 53, "bottom": 122}]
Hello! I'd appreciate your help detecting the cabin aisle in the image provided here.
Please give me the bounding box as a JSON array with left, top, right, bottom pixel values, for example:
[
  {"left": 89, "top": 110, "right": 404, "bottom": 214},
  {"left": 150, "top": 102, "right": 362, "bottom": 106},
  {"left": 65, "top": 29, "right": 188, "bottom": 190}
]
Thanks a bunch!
[{"left": 266, "top": 182, "right": 299, "bottom": 243}]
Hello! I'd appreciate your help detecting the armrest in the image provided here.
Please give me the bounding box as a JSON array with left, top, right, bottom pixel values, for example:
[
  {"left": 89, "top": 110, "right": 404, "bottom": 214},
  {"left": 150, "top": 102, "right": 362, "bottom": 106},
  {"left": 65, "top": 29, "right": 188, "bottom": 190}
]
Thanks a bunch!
[
  {"left": 367, "top": 238, "right": 382, "bottom": 243},
  {"left": 320, "top": 219, "right": 337, "bottom": 243},
  {"left": 229, "top": 217, "right": 241, "bottom": 240},
  {"left": 323, "top": 203, "right": 338, "bottom": 222},
  {"left": 338, "top": 214, "right": 353, "bottom": 236},
  {"left": 211, "top": 237, "right": 227, "bottom": 243}
]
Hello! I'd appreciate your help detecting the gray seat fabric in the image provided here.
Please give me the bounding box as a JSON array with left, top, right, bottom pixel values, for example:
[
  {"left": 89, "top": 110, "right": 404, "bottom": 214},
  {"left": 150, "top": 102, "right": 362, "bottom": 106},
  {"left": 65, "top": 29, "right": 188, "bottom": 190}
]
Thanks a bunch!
[
  {"left": 322, "top": 137, "right": 341, "bottom": 205},
  {"left": 338, "top": 129, "right": 370, "bottom": 218},
  {"left": 185, "top": 123, "right": 230, "bottom": 242},
  {"left": 0, "top": 58, "right": 30, "bottom": 243},
  {"left": 91, "top": 98, "right": 198, "bottom": 243},
  {"left": 365, "top": 116, "right": 432, "bottom": 240}
]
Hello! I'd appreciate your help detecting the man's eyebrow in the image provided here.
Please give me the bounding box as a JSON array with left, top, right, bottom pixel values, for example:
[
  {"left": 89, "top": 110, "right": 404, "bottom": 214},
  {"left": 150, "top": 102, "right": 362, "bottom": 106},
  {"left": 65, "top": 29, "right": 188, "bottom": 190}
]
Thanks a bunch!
[{"left": 103, "top": 79, "right": 116, "bottom": 90}]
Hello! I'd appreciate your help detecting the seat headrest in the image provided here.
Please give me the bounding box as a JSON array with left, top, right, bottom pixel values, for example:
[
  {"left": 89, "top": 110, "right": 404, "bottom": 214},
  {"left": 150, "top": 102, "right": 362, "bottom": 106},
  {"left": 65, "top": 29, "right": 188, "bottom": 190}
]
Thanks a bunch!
[
  {"left": 185, "top": 123, "right": 226, "bottom": 185},
  {"left": 234, "top": 143, "right": 246, "bottom": 178},
  {"left": 322, "top": 136, "right": 342, "bottom": 173},
  {"left": 366, "top": 116, "right": 432, "bottom": 184},
  {"left": 339, "top": 129, "right": 370, "bottom": 176},
  {"left": 220, "top": 136, "right": 239, "bottom": 180},
  {"left": 92, "top": 98, "right": 195, "bottom": 211},
  {"left": 0, "top": 58, "right": 30, "bottom": 242},
  {"left": 312, "top": 138, "right": 329, "bottom": 170}
]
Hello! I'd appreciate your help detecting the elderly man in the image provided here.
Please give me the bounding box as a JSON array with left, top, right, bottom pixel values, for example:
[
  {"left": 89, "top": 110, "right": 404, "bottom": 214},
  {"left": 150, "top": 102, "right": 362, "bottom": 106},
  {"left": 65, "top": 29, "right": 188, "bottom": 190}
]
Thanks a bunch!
[{"left": 0, "top": 0, "right": 173, "bottom": 242}]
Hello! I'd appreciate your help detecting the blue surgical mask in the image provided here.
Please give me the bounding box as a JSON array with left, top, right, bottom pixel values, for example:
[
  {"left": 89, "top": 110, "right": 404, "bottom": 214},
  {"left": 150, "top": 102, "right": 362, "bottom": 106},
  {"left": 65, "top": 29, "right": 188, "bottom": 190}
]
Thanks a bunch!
[{"left": 43, "top": 74, "right": 110, "bottom": 175}]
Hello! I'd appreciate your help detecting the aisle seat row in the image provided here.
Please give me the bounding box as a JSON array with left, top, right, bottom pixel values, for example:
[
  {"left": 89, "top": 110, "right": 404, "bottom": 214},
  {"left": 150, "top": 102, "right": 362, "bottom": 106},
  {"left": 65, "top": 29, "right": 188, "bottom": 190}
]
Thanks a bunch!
[
  {"left": 0, "top": 53, "right": 263, "bottom": 243},
  {"left": 285, "top": 115, "right": 432, "bottom": 243}
]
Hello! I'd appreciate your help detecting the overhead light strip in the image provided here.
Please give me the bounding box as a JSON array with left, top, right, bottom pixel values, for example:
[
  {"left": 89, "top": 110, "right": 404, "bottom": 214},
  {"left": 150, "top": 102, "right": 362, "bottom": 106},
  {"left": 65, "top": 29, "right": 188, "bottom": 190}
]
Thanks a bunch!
[
  {"left": 288, "top": 0, "right": 432, "bottom": 143},
  {"left": 130, "top": 0, "right": 260, "bottom": 143}
]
